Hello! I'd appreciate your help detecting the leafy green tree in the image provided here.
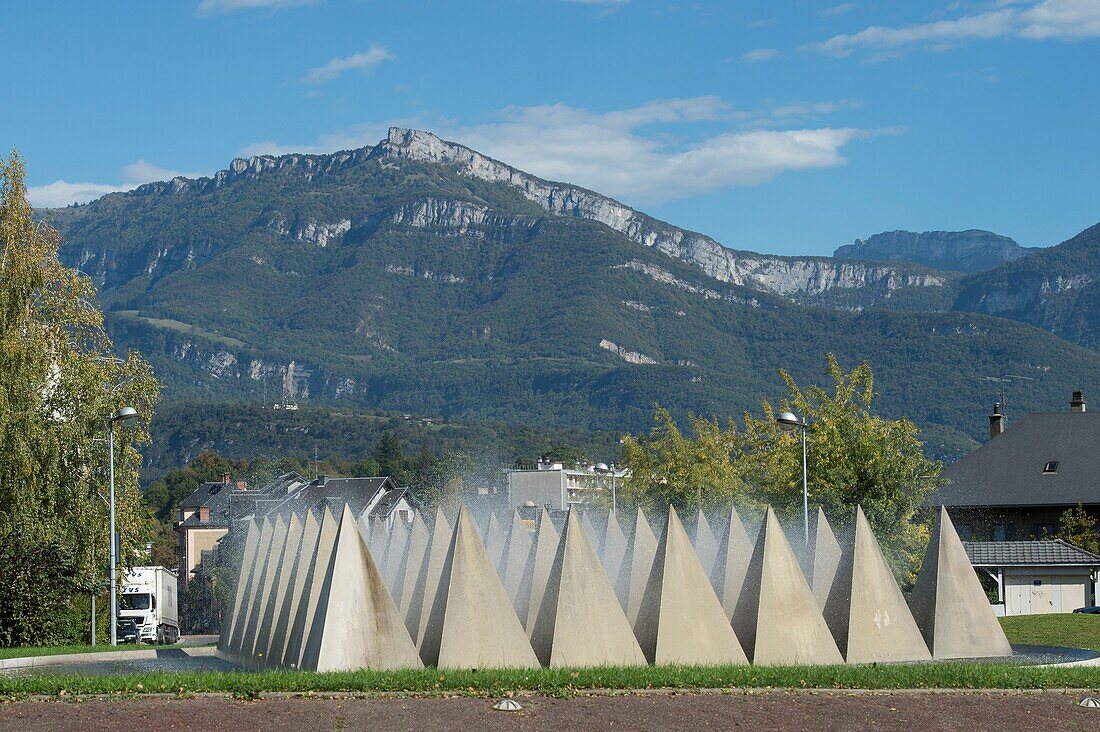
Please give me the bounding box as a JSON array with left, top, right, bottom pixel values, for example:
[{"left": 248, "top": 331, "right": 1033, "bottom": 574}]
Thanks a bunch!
[
  {"left": 0, "top": 152, "right": 159, "bottom": 645},
  {"left": 620, "top": 408, "right": 748, "bottom": 514},
  {"left": 372, "top": 431, "right": 406, "bottom": 482},
  {"left": 1058, "top": 504, "right": 1099, "bottom": 555},
  {"left": 738, "top": 355, "right": 942, "bottom": 583},
  {"left": 621, "top": 355, "right": 942, "bottom": 584},
  {"left": 543, "top": 443, "right": 589, "bottom": 468}
]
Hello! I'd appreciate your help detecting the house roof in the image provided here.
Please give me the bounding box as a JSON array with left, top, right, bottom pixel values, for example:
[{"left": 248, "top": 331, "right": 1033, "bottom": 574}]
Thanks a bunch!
[
  {"left": 368, "top": 486, "right": 420, "bottom": 519},
  {"left": 933, "top": 411, "right": 1100, "bottom": 508},
  {"left": 963, "top": 539, "right": 1100, "bottom": 567},
  {"left": 262, "top": 476, "right": 397, "bottom": 516}
]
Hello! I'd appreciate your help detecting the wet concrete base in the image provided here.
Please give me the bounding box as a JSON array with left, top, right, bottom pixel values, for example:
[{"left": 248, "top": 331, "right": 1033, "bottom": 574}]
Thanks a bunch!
[{"left": 2, "top": 690, "right": 1098, "bottom": 732}]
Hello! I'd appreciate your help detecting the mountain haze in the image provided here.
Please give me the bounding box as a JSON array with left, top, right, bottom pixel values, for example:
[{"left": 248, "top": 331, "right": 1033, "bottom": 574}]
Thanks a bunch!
[
  {"left": 834, "top": 229, "right": 1033, "bottom": 274},
  {"left": 44, "top": 128, "right": 1100, "bottom": 458}
]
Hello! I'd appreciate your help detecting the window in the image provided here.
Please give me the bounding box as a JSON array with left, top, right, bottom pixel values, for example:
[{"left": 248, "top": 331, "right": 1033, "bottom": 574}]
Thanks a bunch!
[
  {"left": 1043, "top": 461, "right": 1059, "bottom": 474},
  {"left": 1032, "top": 523, "right": 1056, "bottom": 539},
  {"left": 993, "top": 524, "right": 1007, "bottom": 542}
]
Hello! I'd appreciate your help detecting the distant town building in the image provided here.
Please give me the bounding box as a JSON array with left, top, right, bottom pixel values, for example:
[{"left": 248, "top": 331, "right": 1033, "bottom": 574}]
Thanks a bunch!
[
  {"left": 934, "top": 390, "right": 1099, "bottom": 542},
  {"left": 505, "top": 460, "right": 628, "bottom": 512}
]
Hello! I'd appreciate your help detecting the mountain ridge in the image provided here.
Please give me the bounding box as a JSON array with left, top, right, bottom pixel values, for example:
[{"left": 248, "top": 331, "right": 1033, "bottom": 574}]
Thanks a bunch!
[{"left": 834, "top": 229, "right": 1034, "bottom": 274}]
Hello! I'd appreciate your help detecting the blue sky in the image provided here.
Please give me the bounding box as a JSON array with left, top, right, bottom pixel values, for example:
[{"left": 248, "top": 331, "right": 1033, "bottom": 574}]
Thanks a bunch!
[{"left": 4, "top": 0, "right": 1099, "bottom": 255}]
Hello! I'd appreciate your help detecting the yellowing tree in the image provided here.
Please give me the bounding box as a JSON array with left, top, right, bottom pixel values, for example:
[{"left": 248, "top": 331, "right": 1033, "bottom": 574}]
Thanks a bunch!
[{"left": 0, "top": 152, "right": 159, "bottom": 645}]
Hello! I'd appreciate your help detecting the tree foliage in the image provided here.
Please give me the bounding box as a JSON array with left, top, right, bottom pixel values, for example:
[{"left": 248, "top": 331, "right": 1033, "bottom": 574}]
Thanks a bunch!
[
  {"left": 0, "top": 152, "right": 159, "bottom": 645},
  {"left": 621, "top": 355, "right": 943, "bottom": 583},
  {"left": 1058, "top": 504, "right": 1099, "bottom": 555}
]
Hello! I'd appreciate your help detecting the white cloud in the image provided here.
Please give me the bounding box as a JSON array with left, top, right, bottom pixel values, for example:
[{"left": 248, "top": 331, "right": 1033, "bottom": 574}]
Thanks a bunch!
[
  {"left": 241, "top": 98, "right": 880, "bottom": 205},
  {"left": 819, "top": 2, "right": 858, "bottom": 17},
  {"left": 197, "top": 0, "right": 318, "bottom": 16},
  {"left": 809, "top": 0, "right": 1100, "bottom": 55},
  {"left": 304, "top": 46, "right": 395, "bottom": 85},
  {"left": 743, "top": 48, "right": 781, "bottom": 62},
  {"left": 28, "top": 160, "right": 208, "bottom": 208}
]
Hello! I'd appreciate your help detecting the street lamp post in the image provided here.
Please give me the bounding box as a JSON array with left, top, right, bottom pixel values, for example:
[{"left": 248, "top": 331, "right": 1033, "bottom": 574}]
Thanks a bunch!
[
  {"left": 108, "top": 406, "right": 139, "bottom": 646},
  {"left": 776, "top": 411, "right": 809, "bottom": 545}
]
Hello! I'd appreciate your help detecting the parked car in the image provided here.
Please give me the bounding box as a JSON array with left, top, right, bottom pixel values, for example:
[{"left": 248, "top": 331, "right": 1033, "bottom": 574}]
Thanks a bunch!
[{"left": 1072, "top": 606, "right": 1100, "bottom": 614}]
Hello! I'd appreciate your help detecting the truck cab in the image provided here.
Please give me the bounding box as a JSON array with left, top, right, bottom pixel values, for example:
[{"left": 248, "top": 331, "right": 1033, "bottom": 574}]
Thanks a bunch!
[{"left": 119, "top": 566, "right": 180, "bottom": 645}]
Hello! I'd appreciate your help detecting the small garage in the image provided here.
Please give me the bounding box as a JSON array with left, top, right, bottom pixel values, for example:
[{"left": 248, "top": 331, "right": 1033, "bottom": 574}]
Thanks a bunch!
[{"left": 963, "top": 539, "right": 1100, "bottom": 616}]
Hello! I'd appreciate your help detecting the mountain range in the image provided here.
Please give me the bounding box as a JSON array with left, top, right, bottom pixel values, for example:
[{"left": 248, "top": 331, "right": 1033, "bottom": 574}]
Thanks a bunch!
[{"left": 44, "top": 128, "right": 1100, "bottom": 460}]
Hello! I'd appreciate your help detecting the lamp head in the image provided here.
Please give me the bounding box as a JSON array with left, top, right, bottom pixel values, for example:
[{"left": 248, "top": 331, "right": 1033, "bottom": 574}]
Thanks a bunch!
[
  {"left": 113, "top": 406, "right": 139, "bottom": 423},
  {"left": 776, "top": 411, "right": 801, "bottom": 431}
]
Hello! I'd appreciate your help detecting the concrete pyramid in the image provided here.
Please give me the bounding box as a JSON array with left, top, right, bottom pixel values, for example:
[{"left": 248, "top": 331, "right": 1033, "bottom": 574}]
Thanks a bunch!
[
  {"left": 822, "top": 506, "right": 931, "bottom": 663},
  {"left": 367, "top": 514, "right": 386, "bottom": 556},
  {"left": 581, "top": 510, "right": 601, "bottom": 547},
  {"left": 382, "top": 519, "right": 409, "bottom": 593},
  {"left": 693, "top": 509, "right": 719, "bottom": 576},
  {"left": 709, "top": 505, "right": 755, "bottom": 621},
  {"left": 419, "top": 506, "right": 539, "bottom": 669},
  {"left": 229, "top": 516, "right": 275, "bottom": 658},
  {"left": 220, "top": 518, "right": 259, "bottom": 655},
  {"left": 516, "top": 508, "right": 560, "bottom": 634},
  {"left": 284, "top": 506, "right": 338, "bottom": 669},
  {"left": 634, "top": 506, "right": 748, "bottom": 665},
  {"left": 270, "top": 509, "right": 320, "bottom": 667},
  {"left": 395, "top": 511, "right": 430, "bottom": 614},
  {"left": 731, "top": 507, "right": 844, "bottom": 665},
  {"left": 530, "top": 509, "right": 647, "bottom": 667},
  {"left": 300, "top": 505, "right": 421, "bottom": 671},
  {"left": 484, "top": 510, "right": 507, "bottom": 569},
  {"left": 497, "top": 509, "right": 532, "bottom": 602},
  {"left": 240, "top": 514, "right": 289, "bottom": 664},
  {"left": 810, "top": 507, "right": 843, "bottom": 610},
  {"left": 615, "top": 507, "right": 658, "bottom": 628},
  {"left": 600, "top": 510, "right": 627, "bottom": 585},
  {"left": 409, "top": 508, "right": 453, "bottom": 646},
  {"left": 909, "top": 506, "right": 1012, "bottom": 659},
  {"left": 254, "top": 513, "right": 303, "bottom": 667}
]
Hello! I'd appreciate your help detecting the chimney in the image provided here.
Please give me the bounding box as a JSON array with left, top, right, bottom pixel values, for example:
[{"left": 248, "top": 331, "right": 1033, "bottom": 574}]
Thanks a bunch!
[
  {"left": 219, "top": 472, "right": 231, "bottom": 484},
  {"left": 1071, "top": 390, "right": 1086, "bottom": 413},
  {"left": 236, "top": 480, "right": 247, "bottom": 490},
  {"left": 989, "top": 403, "right": 1005, "bottom": 439}
]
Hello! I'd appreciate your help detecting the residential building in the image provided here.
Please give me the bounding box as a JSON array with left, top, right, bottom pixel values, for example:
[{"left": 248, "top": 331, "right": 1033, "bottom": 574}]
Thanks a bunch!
[
  {"left": 505, "top": 460, "right": 628, "bottom": 512},
  {"left": 933, "top": 390, "right": 1100, "bottom": 542},
  {"left": 964, "top": 540, "right": 1100, "bottom": 615}
]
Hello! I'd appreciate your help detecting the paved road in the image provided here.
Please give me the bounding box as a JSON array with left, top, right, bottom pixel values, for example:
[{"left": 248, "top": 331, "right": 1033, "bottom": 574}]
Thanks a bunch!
[{"left": 1, "top": 691, "right": 1097, "bottom": 731}]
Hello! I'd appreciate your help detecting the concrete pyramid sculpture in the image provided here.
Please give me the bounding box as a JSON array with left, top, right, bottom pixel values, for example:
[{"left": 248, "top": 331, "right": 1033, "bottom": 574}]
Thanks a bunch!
[
  {"left": 240, "top": 514, "right": 289, "bottom": 664},
  {"left": 497, "top": 510, "right": 532, "bottom": 602},
  {"left": 409, "top": 508, "right": 453, "bottom": 646},
  {"left": 615, "top": 507, "right": 658, "bottom": 628},
  {"left": 484, "top": 511, "right": 507, "bottom": 569},
  {"left": 600, "top": 510, "right": 627, "bottom": 584},
  {"left": 270, "top": 509, "right": 320, "bottom": 667},
  {"left": 419, "top": 506, "right": 539, "bottom": 669},
  {"left": 229, "top": 516, "right": 275, "bottom": 658},
  {"left": 227, "top": 517, "right": 275, "bottom": 660},
  {"left": 810, "top": 507, "right": 843, "bottom": 610},
  {"left": 395, "top": 511, "right": 430, "bottom": 614},
  {"left": 581, "top": 510, "right": 601, "bottom": 547},
  {"left": 220, "top": 518, "right": 259, "bottom": 655},
  {"left": 634, "top": 506, "right": 748, "bottom": 665},
  {"left": 909, "top": 506, "right": 1012, "bottom": 659},
  {"left": 367, "top": 515, "right": 386, "bottom": 557},
  {"left": 284, "top": 506, "right": 339, "bottom": 669},
  {"left": 516, "top": 508, "right": 561, "bottom": 633},
  {"left": 822, "top": 506, "right": 931, "bottom": 663},
  {"left": 530, "top": 509, "right": 647, "bottom": 667},
  {"left": 693, "top": 509, "right": 719, "bottom": 576},
  {"left": 709, "top": 505, "right": 755, "bottom": 621},
  {"left": 300, "top": 505, "right": 421, "bottom": 672},
  {"left": 732, "top": 507, "right": 844, "bottom": 665},
  {"left": 253, "top": 513, "right": 303, "bottom": 667},
  {"left": 382, "top": 519, "right": 409, "bottom": 593}
]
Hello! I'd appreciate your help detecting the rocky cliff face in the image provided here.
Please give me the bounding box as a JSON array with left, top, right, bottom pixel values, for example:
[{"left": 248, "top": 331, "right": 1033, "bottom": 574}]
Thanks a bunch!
[
  {"left": 377, "top": 128, "right": 950, "bottom": 306},
  {"left": 835, "top": 229, "right": 1033, "bottom": 274}
]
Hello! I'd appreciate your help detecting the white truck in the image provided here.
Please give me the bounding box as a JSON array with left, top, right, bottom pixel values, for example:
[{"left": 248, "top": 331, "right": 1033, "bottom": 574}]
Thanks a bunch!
[{"left": 119, "top": 566, "right": 180, "bottom": 644}]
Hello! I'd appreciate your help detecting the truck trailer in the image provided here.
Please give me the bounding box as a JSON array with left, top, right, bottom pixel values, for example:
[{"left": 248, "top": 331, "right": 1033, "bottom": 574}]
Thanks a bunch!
[{"left": 119, "top": 566, "right": 180, "bottom": 644}]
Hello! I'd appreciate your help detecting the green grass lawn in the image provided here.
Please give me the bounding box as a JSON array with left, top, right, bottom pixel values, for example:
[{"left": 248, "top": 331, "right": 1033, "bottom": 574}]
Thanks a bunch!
[
  {"left": 999, "top": 613, "right": 1100, "bottom": 651},
  {"left": 1, "top": 663, "right": 1099, "bottom": 698}
]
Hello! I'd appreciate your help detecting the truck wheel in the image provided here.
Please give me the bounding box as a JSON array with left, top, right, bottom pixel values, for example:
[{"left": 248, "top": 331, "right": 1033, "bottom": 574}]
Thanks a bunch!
[{"left": 156, "top": 627, "right": 165, "bottom": 645}]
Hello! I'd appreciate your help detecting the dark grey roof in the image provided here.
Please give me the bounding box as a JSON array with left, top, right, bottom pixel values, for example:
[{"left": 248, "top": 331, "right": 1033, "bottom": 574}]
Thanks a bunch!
[
  {"left": 178, "top": 481, "right": 233, "bottom": 509},
  {"left": 262, "top": 476, "right": 396, "bottom": 516},
  {"left": 964, "top": 539, "right": 1100, "bottom": 567},
  {"left": 933, "top": 412, "right": 1100, "bottom": 508},
  {"left": 368, "top": 486, "right": 421, "bottom": 519}
]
